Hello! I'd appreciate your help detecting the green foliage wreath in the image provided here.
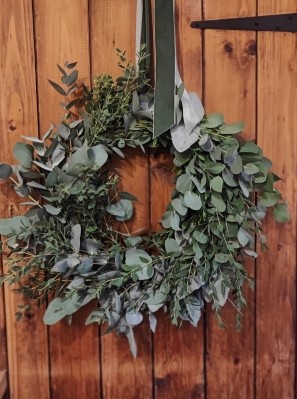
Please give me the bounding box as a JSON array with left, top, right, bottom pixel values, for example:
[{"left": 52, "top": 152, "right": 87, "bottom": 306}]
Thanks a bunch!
[{"left": 0, "top": 49, "right": 289, "bottom": 355}]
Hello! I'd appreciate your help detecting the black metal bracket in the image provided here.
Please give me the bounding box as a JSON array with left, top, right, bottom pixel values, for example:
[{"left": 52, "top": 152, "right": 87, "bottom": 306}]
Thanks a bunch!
[{"left": 191, "top": 13, "right": 297, "bottom": 32}]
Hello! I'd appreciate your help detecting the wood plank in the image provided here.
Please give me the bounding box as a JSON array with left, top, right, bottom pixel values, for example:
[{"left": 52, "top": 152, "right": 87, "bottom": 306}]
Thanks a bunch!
[
  {"left": 0, "top": 1, "right": 50, "bottom": 398},
  {"left": 90, "top": 2, "right": 153, "bottom": 398},
  {"left": 0, "top": 370, "right": 7, "bottom": 399},
  {"left": 256, "top": 2, "right": 297, "bottom": 398},
  {"left": 152, "top": 2, "right": 205, "bottom": 398},
  {"left": 203, "top": 1, "right": 257, "bottom": 398},
  {"left": 0, "top": 264, "right": 7, "bottom": 388},
  {"left": 33, "top": 1, "right": 101, "bottom": 398},
  {"left": 90, "top": 0, "right": 139, "bottom": 78}
]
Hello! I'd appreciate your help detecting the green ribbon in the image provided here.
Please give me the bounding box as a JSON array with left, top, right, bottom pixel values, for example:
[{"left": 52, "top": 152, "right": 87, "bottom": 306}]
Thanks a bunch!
[
  {"left": 154, "top": 0, "right": 176, "bottom": 137},
  {"left": 136, "top": 0, "right": 205, "bottom": 149}
]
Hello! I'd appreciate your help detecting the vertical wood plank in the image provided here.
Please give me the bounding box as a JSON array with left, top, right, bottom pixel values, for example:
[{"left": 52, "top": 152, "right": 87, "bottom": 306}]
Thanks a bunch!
[
  {"left": 34, "top": 2, "right": 101, "bottom": 398},
  {"left": 204, "top": 1, "right": 257, "bottom": 398},
  {"left": 152, "top": 2, "right": 205, "bottom": 398},
  {"left": 256, "top": 2, "right": 297, "bottom": 398},
  {"left": 90, "top": 1, "right": 153, "bottom": 398},
  {"left": 0, "top": 1, "right": 50, "bottom": 398},
  {"left": 0, "top": 264, "right": 7, "bottom": 384}
]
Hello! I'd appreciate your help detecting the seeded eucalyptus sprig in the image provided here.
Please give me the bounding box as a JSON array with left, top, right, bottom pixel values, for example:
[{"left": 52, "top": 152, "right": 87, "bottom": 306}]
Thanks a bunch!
[{"left": 0, "top": 51, "right": 289, "bottom": 356}]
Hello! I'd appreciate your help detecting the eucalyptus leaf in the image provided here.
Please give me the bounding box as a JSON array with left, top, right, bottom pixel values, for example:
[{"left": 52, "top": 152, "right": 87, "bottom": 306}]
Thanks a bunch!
[
  {"left": 48, "top": 80, "right": 67, "bottom": 96},
  {"left": 243, "top": 163, "right": 259, "bottom": 175},
  {"left": 204, "top": 162, "right": 225, "bottom": 175},
  {"left": 149, "top": 313, "right": 157, "bottom": 333},
  {"left": 176, "top": 174, "right": 192, "bottom": 194},
  {"left": 0, "top": 164, "right": 12, "bottom": 179},
  {"left": 126, "top": 308, "right": 143, "bottom": 326},
  {"left": 193, "top": 231, "right": 208, "bottom": 244},
  {"left": 43, "top": 298, "right": 65, "bottom": 325},
  {"left": 0, "top": 216, "right": 31, "bottom": 237},
  {"left": 165, "top": 238, "right": 180, "bottom": 254},
  {"left": 215, "top": 253, "right": 230, "bottom": 263},
  {"left": 90, "top": 144, "right": 108, "bottom": 168},
  {"left": 71, "top": 224, "right": 81, "bottom": 252},
  {"left": 171, "top": 198, "right": 187, "bottom": 216},
  {"left": 230, "top": 156, "right": 243, "bottom": 175},
  {"left": 211, "top": 192, "right": 226, "bottom": 212},
  {"left": 205, "top": 113, "right": 224, "bottom": 128},
  {"left": 273, "top": 203, "right": 290, "bottom": 223},
  {"left": 220, "top": 121, "right": 245, "bottom": 135},
  {"left": 169, "top": 212, "right": 181, "bottom": 231},
  {"left": 237, "top": 227, "right": 251, "bottom": 247},
  {"left": 184, "top": 191, "right": 202, "bottom": 210},
  {"left": 118, "top": 191, "right": 137, "bottom": 201},
  {"left": 13, "top": 142, "right": 33, "bottom": 169},
  {"left": 210, "top": 176, "right": 224, "bottom": 193}
]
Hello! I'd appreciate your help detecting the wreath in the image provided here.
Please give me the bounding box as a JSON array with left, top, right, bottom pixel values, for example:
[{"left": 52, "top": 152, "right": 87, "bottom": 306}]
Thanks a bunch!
[
  {"left": 0, "top": 49, "right": 289, "bottom": 355},
  {"left": 0, "top": 5, "right": 289, "bottom": 356}
]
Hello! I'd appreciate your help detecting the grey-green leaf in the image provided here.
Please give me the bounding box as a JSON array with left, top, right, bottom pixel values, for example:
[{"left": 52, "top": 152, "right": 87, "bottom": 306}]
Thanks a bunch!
[
  {"left": 165, "top": 238, "right": 180, "bottom": 253},
  {"left": 220, "top": 121, "right": 245, "bottom": 135},
  {"left": 210, "top": 176, "right": 224, "bottom": 193},
  {"left": 237, "top": 227, "right": 250, "bottom": 247},
  {"left": 90, "top": 144, "right": 108, "bottom": 169},
  {"left": 205, "top": 113, "right": 224, "bottom": 128},
  {"left": 44, "top": 204, "right": 61, "bottom": 216},
  {"left": 211, "top": 192, "right": 226, "bottom": 212},
  {"left": 176, "top": 174, "right": 193, "bottom": 194},
  {"left": 43, "top": 298, "right": 65, "bottom": 325},
  {"left": 171, "top": 198, "right": 187, "bottom": 216},
  {"left": 204, "top": 162, "right": 225, "bottom": 175},
  {"left": 48, "top": 79, "right": 67, "bottom": 96},
  {"left": 169, "top": 212, "right": 181, "bottom": 231},
  {"left": 126, "top": 308, "right": 143, "bottom": 326},
  {"left": 0, "top": 164, "right": 12, "bottom": 179},
  {"left": 230, "top": 156, "right": 243, "bottom": 174},
  {"left": 13, "top": 142, "right": 34, "bottom": 169},
  {"left": 184, "top": 191, "right": 202, "bottom": 210},
  {"left": 243, "top": 163, "right": 259, "bottom": 175},
  {"left": 215, "top": 253, "right": 230, "bottom": 263},
  {"left": 273, "top": 203, "right": 290, "bottom": 223},
  {"left": 71, "top": 224, "right": 81, "bottom": 252}
]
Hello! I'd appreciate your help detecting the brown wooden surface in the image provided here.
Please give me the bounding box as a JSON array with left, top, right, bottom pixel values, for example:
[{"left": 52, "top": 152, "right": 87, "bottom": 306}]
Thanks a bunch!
[
  {"left": 153, "top": 2, "right": 205, "bottom": 399},
  {"left": 0, "top": 1, "right": 296, "bottom": 398},
  {"left": 150, "top": 151, "right": 205, "bottom": 399},
  {"left": 0, "top": 263, "right": 7, "bottom": 386},
  {"left": 0, "top": 370, "right": 7, "bottom": 399},
  {"left": 256, "top": 1, "right": 297, "bottom": 398},
  {"left": 204, "top": 1, "right": 257, "bottom": 398},
  {"left": 34, "top": 1, "right": 101, "bottom": 398},
  {"left": 0, "top": 1, "right": 50, "bottom": 398},
  {"left": 90, "top": 2, "right": 153, "bottom": 398}
]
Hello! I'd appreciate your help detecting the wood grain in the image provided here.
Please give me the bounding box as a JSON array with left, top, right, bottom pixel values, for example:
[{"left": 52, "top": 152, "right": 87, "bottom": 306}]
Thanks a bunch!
[
  {"left": 90, "top": 0, "right": 139, "bottom": 77},
  {"left": 0, "top": 370, "right": 7, "bottom": 399},
  {"left": 0, "top": 1, "right": 296, "bottom": 398},
  {"left": 34, "top": 0, "right": 91, "bottom": 133},
  {"left": 0, "top": 262, "right": 7, "bottom": 384},
  {"left": 90, "top": 2, "right": 153, "bottom": 398},
  {"left": 152, "top": 2, "right": 205, "bottom": 398},
  {"left": 34, "top": 1, "right": 101, "bottom": 398},
  {"left": 150, "top": 151, "right": 205, "bottom": 399},
  {"left": 0, "top": 1, "right": 50, "bottom": 398},
  {"left": 256, "top": 2, "right": 297, "bottom": 398},
  {"left": 203, "top": 1, "right": 257, "bottom": 398}
]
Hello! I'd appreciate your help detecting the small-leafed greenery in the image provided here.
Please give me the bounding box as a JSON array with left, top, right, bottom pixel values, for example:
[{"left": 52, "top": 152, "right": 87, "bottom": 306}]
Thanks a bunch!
[{"left": 0, "top": 48, "right": 289, "bottom": 356}]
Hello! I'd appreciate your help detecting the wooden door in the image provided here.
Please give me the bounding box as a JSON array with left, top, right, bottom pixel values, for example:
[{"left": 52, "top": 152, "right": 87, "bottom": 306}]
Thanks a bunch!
[{"left": 0, "top": 1, "right": 296, "bottom": 398}]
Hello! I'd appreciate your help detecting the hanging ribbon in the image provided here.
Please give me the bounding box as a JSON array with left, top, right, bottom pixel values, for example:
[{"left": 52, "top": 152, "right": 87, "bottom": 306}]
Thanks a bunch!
[
  {"left": 154, "top": 0, "right": 176, "bottom": 137},
  {"left": 136, "top": 0, "right": 205, "bottom": 152}
]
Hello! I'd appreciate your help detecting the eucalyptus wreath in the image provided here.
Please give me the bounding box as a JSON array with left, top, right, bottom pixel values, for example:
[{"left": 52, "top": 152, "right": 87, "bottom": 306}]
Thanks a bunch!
[{"left": 0, "top": 48, "right": 289, "bottom": 356}]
